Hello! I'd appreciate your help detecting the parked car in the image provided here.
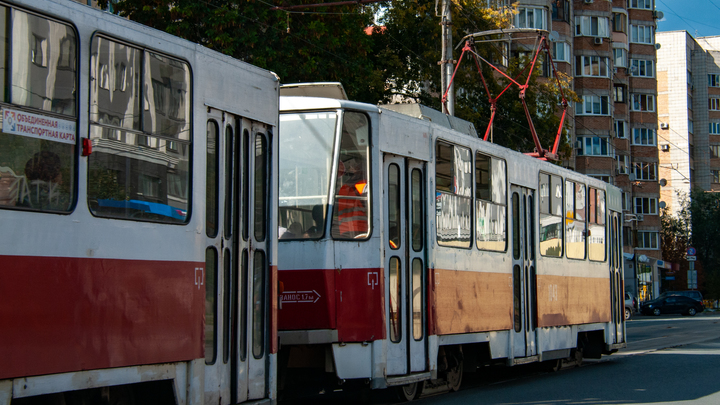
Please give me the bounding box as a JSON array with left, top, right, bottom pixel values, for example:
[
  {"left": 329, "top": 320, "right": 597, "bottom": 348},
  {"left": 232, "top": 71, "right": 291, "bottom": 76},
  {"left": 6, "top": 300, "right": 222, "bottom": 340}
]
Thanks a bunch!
[
  {"left": 658, "top": 290, "right": 704, "bottom": 302},
  {"left": 624, "top": 292, "right": 636, "bottom": 320},
  {"left": 640, "top": 295, "right": 704, "bottom": 316}
]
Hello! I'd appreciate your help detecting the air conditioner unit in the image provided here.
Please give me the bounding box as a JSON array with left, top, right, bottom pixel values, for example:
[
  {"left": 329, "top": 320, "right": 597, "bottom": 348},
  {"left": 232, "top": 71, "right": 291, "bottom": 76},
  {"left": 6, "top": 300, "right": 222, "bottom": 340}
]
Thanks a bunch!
[
  {"left": 594, "top": 37, "right": 603, "bottom": 45},
  {"left": 660, "top": 122, "right": 669, "bottom": 129},
  {"left": 637, "top": 214, "right": 645, "bottom": 222},
  {"left": 576, "top": 140, "right": 583, "bottom": 149},
  {"left": 584, "top": 0, "right": 593, "bottom": 3},
  {"left": 629, "top": 173, "right": 637, "bottom": 181},
  {"left": 661, "top": 144, "right": 670, "bottom": 151}
]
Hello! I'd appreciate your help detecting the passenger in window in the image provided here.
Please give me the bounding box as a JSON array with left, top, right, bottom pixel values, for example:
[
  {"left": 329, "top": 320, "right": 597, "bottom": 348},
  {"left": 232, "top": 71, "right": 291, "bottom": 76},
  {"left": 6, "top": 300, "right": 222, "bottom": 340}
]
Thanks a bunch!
[
  {"left": 334, "top": 158, "right": 369, "bottom": 238},
  {"left": 304, "top": 204, "right": 325, "bottom": 238},
  {"left": 21, "top": 151, "right": 67, "bottom": 210}
]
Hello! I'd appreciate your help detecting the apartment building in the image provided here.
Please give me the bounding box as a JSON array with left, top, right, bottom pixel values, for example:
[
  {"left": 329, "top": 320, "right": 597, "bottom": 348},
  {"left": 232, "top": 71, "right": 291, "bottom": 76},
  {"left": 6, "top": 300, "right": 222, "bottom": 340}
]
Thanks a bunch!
[
  {"left": 656, "top": 31, "right": 720, "bottom": 210},
  {"left": 509, "top": 0, "right": 662, "bottom": 300}
]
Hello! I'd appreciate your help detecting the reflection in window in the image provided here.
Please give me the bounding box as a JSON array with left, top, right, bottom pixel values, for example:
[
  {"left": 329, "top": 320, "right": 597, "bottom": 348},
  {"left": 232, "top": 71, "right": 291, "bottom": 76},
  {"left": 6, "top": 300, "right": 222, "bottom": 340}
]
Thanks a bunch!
[
  {"left": 205, "top": 248, "right": 218, "bottom": 365},
  {"left": 278, "top": 112, "right": 337, "bottom": 240},
  {"left": 411, "top": 169, "right": 423, "bottom": 252},
  {"left": 254, "top": 134, "right": 267, "bottom": 242},
  {"left": 436, "top": 141, "right": 472, "bottom": 248},
  {"left": 476, "top": 154, "right": 507, "bottom": 251},
  {"left": 513, "top": 264, "right": 521, "bottom": 333},
  {"left": 388, "top": 164, "right": 401, "bottom": 249},
  {"left": 0, "top": 8, "right": 77, "bottom": 213},
  {"left": 566, "top": 181, "right": 586, "bottom": 259},
  {"left": 539, "top": 173, "right": 563, "bottom": 257},
  {"left": 252, "top": 250, "right": 265, "bottom": 358},
  {"left": 332, "top": 112, "right": 371, "bottom": 239},
  {"left": 389, "top": 257, "right": 401, "bottom": 343},
  {"left": 88, "top": 36, "right": 191, "bottom": 223},
  {"left": 206, "top": 121, "right": 219, "bottom": 237},
  {"left": 412, "top": 258, "right": 423, "bottom": 341},
  {"left": 589, "top": 188, "right": 606, "bottom": 262}
]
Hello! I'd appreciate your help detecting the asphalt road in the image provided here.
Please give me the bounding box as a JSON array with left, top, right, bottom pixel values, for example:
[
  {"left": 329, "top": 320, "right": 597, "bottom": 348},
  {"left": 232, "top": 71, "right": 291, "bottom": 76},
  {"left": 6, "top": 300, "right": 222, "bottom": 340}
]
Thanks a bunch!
[{"left": 282, "top": 312, "right": 720, "bottom": 404}]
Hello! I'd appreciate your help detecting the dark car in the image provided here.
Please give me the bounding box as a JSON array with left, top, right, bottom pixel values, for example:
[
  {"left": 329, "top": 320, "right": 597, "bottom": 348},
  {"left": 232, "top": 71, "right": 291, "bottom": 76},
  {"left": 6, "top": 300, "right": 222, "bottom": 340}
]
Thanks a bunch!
[
  {"left": 640, "top": 295, "right": 704, "bottom": 316},
  {"left": 658, "top": 290, "right": 704, "bottom": 302}
]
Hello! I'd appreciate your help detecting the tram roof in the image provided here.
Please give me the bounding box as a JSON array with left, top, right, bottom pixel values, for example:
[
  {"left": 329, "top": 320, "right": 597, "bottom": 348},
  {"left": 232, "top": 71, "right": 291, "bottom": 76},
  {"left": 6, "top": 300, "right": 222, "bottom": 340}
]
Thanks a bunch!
[{"left": 280, "top": 96, "right": 380, "bottom": 114}]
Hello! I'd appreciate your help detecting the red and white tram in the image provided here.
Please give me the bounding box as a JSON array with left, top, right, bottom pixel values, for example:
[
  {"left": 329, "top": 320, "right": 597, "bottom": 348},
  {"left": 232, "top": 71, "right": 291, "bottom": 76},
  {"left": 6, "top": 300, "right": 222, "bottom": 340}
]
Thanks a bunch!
[
  {"left": 276, "top": 84, "right": 626, "bottom": 399},
  {"left": 0, "top": 1, "right": 278, "bottom": 404}
]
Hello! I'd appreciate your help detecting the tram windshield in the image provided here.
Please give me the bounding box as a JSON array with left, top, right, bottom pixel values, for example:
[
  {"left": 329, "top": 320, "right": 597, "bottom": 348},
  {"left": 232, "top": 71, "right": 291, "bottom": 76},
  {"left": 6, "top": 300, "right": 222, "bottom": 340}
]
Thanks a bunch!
[{"left": 278, "top": 111, "right": 338, "bottom": 239}]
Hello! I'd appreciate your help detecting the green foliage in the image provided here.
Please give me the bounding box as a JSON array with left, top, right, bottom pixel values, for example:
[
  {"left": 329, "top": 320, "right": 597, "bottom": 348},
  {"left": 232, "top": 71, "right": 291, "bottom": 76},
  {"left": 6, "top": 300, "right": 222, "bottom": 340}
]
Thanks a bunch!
[{"left": 99, "top": 0, "right": 571, "bottom": 154}]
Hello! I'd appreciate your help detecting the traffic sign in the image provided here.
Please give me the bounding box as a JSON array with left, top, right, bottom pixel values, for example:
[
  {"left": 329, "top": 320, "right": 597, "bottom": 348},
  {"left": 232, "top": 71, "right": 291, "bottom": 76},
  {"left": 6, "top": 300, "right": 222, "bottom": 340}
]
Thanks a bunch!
[
  {"left": 687, "top": 255, "right": 697, "bottom": 261},
  {"left": 687, "top": 247, "right": 696, "bottom": 256}
]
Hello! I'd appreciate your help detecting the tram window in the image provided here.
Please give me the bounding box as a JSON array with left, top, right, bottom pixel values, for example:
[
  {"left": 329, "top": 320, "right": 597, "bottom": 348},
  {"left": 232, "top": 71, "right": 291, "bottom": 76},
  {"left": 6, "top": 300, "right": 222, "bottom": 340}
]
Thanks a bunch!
[
  {"left": 411, "top": 169, "right": 423, "bottom": 252},
  {"left": 436, "top": 141, "right": 471, "bottom": 248},
  {"left": 539, "top": 173, "right": 563, "bottom": 257},
  {"left": 412, "top": 258, "right": 423, "bottom": 341},
  {"left": 476, "top": 154, "right": 507, "bottom": 252},
  {"left": 388, "top": 164, "right": 401, "bottom": 249},
  {"left": 205, "top": 247, "right": 218, "bottom": 365},
  {"left": 389, "top": 257, "right": 402, "bottom": 343},
  {"left": 223, "top": 249, "right": 232, "bottom": 363},
  {"left": 0, "top": 8, "right": 77, "bottom": 212},
  {"left": 242, "top": 129, "right": 250, "bottom": 241},
  {"left": 240, "top": 249, "right": 248, "bottom": 361},
  {"left": 254, "top": 134, "right": 267, "bottom": 241},
  {"left": 588, "top": 188, "right": 606, "bottom": 262},
  {"left": 206, "top": 121, "right": 219, "bottom": 237},
  {"left": 278, "top": 112, "right": 337, "bottom": 240},
  {"left": 565, "top": 181, "right": 587, "bottom": 260},
  {"left": 332, "top": 112, "right": 371, "bottom": 240},
  {"left": 11, "top": 10, "right": 77, "bottom": 116},
  {"left": 252, "top": 250, "right": 266, "bottom": 359},
  {"left": 513, "top": 264, "right": 521, "bottom": 333},
  {"left": 224, "top": 127, "right": 234, "bottom": 239},
  {"left": 512, "top": 193, "right": 520, "bottom": 260},
  {"left": 88, "top": 36, "right": 191, "bottom": 223}
]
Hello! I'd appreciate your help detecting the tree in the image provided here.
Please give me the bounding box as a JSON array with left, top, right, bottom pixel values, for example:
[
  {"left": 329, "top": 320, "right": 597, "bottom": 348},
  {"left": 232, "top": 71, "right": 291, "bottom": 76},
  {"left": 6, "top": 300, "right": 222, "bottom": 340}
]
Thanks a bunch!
[
  {"left": 660, "top": 193, "right": 690, "bottom": 291},
  {"left": 100, "top": 0, "right": 573, "bottom": 155},
  {"left": 688, "top": 189, "right": 720, "bottom": 298}
]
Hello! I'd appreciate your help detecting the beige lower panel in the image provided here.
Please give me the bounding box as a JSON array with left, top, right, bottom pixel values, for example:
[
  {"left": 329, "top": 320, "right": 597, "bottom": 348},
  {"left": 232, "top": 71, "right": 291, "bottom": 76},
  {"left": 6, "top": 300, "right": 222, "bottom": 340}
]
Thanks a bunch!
[
  {"left": 435, "top": 269, "right": 513, "bottom": 335},
  {"left": 537, "top": 274, "right": 611, "bottom": 327}
]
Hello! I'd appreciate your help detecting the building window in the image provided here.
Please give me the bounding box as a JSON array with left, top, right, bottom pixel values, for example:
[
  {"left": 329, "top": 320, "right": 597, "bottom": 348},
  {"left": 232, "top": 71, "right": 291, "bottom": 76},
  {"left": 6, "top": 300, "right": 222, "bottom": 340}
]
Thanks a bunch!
[
  {"left": 589, "top": 175, "right": 611, "bottom": 183},
  {"left": 709, "top": 74, "right": 720, "bottom": 87},
  {"left": 578, "top": 136, "right": 610, "bottom": 156},
  {"left": 575, "top": 16, "right": 609, "bottom": 37},
  {"left": 612, "top": 12, "right": 627, "bottom": 33},
  {"left": 576, "top": 56, "right": 610, "bottom": 77},
  {"left": 631, "top": 93, "right": 655, "bottom": 112},
  {"left": 630, "top": 24, "right": 654, "bottom": 44},
  {"left": 631, "top": 59, "right": 654, "bottom": 78},
  {"left": 632, "top": 128, "right": 656, "bottom": 146},
  {"left": 516, "top": 7, "right": 547, "bottom": 30},
  {"left": 553, "top": 42, "right": 570, "bottom": 63},
  {"left": 577, "top": 95, "right": 610, "bottom": 115},
  {"left": 710, "top": 123, "right": 720, "bottom": 135},
  {"left": 713, "top": 170, "right": 720, "bottom": 183},
  {"left": 636, "top": 231, "right": 659, "bottom": 249},
  {"left": 615, "top": 120, "right": 628, "bottom": 138},
  {"left": 710, "top": 145, "right": 720, "bottom": 158},
  {"left": 633, "top": 162, "right": 658, "bottom": 181},
  {"left": 689, "top": 120, "right": 694, "bottom": 134},
  {"left": 710, "top": 98, "right": 720, "bottom": 111},
  {"left": 617, "top": 155, "right": 629, "bottom": 174},
  {"left": 552, "top": 0, "right": 570, "bottom": 22},
  {"left": 613, "top": 48, "right": 627, "bottom": 68},
  {"left": 630, "top": 0, "right": 653, "bottom": 9},
  {"left": 614, "top": 85, "right": 627, "bottom": 103},
  {"left": 634, "top": 197, "right": 658, "bottom": 215}
]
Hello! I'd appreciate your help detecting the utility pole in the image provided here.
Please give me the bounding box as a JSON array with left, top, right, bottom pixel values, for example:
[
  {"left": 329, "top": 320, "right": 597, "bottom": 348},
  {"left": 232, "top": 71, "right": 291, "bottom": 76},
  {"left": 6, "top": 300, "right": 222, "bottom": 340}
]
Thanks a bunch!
[{"left": 440, "top": 0, "right": 454, "bottom": 116}]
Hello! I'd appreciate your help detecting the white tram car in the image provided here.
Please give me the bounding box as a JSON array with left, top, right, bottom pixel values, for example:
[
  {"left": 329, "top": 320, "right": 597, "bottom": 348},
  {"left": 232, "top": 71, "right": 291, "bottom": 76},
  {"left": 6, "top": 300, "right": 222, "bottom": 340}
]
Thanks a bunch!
[
  {"left": 277, "top": 85, "right": 626, "bottom": 399},
  {"left": 0, "top": 1, "right": 278, "bottom": 404}
]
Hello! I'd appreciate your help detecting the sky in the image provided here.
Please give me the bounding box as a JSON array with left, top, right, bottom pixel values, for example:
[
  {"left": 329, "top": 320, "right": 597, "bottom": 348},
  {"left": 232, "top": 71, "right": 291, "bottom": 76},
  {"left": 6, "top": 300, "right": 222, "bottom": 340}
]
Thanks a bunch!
[{"left": 656, "top": 0, "right": 720, "bottom": 38}]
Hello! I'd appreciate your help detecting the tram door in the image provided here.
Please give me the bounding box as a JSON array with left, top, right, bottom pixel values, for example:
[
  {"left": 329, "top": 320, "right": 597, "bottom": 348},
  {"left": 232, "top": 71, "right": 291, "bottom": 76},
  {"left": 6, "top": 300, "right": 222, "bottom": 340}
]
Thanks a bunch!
[
  {"left": 205, "top": 108, "right": 270, "bottom": 404},
  {"left": 609, "top": 210, "right": 624, "bottom": 343},
  {"left": 510, "top": 185, "right": 538, "bottom": 359},
  {"left": 385, "top": 155, "right": 428, "bottom": 376}
]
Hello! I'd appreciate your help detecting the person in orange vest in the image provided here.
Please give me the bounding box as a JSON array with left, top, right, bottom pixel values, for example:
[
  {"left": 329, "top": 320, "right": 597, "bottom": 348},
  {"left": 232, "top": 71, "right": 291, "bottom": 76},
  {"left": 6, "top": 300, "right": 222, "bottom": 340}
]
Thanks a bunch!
[{"left": 333, "top": 158, "right": 368, "bottom": 238}]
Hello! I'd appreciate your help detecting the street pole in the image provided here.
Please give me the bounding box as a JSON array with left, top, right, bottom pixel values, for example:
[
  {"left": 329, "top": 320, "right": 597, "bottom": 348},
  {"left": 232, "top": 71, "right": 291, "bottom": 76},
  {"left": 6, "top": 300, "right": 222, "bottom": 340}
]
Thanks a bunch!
[{"left": 440, "top": 0, "right": 454, "bottom": 116}]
